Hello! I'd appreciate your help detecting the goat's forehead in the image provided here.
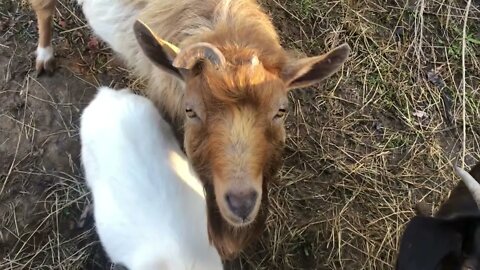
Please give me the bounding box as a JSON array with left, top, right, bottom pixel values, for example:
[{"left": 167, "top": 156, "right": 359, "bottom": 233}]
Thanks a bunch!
[
  {"left": 204, "top": 100, "right": 283, "bottom": 122},
  {"left": 200, "top": 75, "right": 286, "bottom": 108},
  {"left": 205, "top": 107, "right": 265, "bottom": 129}
]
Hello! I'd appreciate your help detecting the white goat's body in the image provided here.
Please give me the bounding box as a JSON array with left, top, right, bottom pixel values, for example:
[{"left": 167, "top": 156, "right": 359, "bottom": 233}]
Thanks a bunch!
[
  {"left": 80, "top": 0, "right": 147, "bottom": 75},
  {"left": 80, "top": 87, "right": 222, "bottom": 270}
]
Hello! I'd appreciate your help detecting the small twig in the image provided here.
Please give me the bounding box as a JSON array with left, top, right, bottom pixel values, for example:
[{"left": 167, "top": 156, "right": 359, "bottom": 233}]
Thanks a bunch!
[
  {"left": 414, "top": 0, "right": 425, "bottom": 77},
  {"left": 461, "top": 0, "right": 472, "bottom": 167},
  {"left": 59, "top": 25, "right": 88, "bottom": 34},
  {"left": 0, "top": 77, "right": 29, "bottom": 194}
]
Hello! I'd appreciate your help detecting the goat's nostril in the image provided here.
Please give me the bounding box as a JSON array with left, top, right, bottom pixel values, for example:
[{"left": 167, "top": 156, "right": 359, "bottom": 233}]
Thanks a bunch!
[{"left": 225, "top": 190, "right": 258, "bottom": 220}]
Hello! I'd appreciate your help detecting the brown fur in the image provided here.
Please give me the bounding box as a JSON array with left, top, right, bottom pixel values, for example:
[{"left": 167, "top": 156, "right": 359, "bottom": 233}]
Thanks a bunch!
[
  {"left": 29, "top": 0, "right": 56, "bottom": 74},
  {"left": 135, "top": 0, "right": 289, "bottom": 126},
  {"left": 29, "top": 0, "right": 56, "bottom": 48}
]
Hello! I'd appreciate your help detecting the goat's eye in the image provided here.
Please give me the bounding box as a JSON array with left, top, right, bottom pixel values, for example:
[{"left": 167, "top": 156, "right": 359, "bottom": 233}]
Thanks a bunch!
[
  {"left": 185, "top": 108, "right": 197, "bottom": 118},
  {"left": 274, "top": 108, "right": 287, "bottom": 120}
]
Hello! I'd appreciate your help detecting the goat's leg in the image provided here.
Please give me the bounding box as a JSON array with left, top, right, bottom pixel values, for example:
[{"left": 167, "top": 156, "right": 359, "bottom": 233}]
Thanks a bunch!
[{"left": 29, "top": 0, "right": 56, "bottom": 75}]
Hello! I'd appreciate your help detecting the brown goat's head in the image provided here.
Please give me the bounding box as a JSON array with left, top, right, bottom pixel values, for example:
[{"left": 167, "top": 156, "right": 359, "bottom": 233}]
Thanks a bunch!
[{"left": 133, "top": 20, "right": 350, "bottom": 227}]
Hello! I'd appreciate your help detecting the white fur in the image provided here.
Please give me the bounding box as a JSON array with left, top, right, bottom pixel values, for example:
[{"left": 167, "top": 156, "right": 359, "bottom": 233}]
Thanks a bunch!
[
  {"left": 80, "top": 87, "right": 222, "bottom": 270},
  {"left": 36, "top": 46, "right": 53, "bottom": 62},
  {"left": 79, "top": 0, "right": 157, "bottom": 82}
]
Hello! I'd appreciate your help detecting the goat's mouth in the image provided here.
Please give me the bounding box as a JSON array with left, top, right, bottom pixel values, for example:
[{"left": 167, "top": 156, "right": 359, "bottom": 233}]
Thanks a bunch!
[
  {"left": 217, "top": 192, "right": 262, "bottom": 227},
  {"left": 222, "top": 207, "right": 259, "bottom": 227},
  {"left": 224, "top": 211, "right": 256, "bottom": 227}
]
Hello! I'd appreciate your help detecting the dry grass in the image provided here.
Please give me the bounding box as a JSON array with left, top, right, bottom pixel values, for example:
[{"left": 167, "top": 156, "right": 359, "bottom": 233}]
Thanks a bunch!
[{"left": 1, "top": 0, "right": 479, "bottom": 269}]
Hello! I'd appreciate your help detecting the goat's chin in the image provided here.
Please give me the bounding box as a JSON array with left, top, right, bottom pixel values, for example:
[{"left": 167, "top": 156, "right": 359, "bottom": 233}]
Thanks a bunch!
[{"left": 224, "top": 215, "right": 254, "bottom": 227}]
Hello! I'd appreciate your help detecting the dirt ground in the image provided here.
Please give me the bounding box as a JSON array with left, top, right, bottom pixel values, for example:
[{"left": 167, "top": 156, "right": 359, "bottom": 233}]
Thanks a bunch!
[{"left": 1, "top": 0, "right": 479, "bottom": 269}]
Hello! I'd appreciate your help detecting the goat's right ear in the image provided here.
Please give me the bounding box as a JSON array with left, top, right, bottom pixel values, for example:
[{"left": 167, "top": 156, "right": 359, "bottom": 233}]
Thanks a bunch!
[
  {"left": 133, "top": 20, "right": 183, "bottom": 80},
  {"left": 396, "top": 216, "right": 461, "bottom": 270},
  {"left": 281, "top": 43, "right": 350, "bottom": 90}
]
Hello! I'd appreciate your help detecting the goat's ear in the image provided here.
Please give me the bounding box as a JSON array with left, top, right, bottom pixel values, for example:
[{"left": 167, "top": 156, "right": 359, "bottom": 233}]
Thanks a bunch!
[
  {"left": 282, "top": 43, "right": 350, "bottom": 90},
  {"left": 396, "top": 216, "right": 461, "bottom": 270},
  {"left": 133, "top": 20, "right": 183, "bottom": 80}
]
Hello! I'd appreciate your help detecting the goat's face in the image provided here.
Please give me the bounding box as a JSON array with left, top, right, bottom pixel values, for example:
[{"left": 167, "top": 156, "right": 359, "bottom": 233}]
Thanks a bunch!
[
  {"left": 133, "top": 20, "right": 350, "bottom": 226},
  {"left": 182, "top": 59, "right": 287, "bottom": 225}
]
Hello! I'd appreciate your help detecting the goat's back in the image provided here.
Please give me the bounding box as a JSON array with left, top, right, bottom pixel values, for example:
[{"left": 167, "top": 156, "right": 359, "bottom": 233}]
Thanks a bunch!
[{"left": 80, "top": 87, "right": 222, "bottom": 270}]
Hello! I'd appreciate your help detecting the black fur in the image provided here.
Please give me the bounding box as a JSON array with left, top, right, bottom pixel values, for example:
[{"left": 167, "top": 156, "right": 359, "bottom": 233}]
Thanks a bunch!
[{"left": 396, "top": 162, "right": 480, "bottom": 270}]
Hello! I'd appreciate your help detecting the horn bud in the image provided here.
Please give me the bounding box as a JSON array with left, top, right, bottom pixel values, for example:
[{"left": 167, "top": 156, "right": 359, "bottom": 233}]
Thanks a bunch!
[{"left": 172, "top": 42, "right": 226, "bottom": 70}]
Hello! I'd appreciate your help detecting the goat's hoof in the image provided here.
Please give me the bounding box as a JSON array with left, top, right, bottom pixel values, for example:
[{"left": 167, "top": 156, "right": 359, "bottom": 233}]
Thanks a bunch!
[
  {"left": 35, "top": 46, "right": 56, "bottom": 77},
  {"left": 35, "top": 58, "right": 56, "bottom": 77}
]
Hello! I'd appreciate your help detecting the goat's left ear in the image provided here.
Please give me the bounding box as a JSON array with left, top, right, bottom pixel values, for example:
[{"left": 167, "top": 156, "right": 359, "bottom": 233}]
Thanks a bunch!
[
  {"left": 282, "top": 43, "right": 350, "bottom": 90},
  {"left": 133, "top": 20, "right": 183, "bottom": 80}
]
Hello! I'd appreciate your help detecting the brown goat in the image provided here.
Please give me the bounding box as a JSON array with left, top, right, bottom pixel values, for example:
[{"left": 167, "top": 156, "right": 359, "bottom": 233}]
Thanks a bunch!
[
  {"left": 28, "top": 0, "right": 351, "bottom": 259},
  {"left": 29, "top": 0, "right": 56, "bottom": 75}
]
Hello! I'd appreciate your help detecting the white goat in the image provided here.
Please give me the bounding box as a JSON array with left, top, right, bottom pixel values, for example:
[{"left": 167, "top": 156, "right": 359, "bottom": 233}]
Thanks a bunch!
[{"left": 79, "top": 86, "right": 223, "bottom": 270}]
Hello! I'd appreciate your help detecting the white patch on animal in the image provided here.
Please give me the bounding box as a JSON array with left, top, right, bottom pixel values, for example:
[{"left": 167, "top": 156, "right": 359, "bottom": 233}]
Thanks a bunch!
[
  {"left": 251, "top": 55, "right": 259, "bottom": 66},
  {"left": 36, "top": 46, "right": 53, "bottom": 62},
  {"left": 80, "top": 0, "right": 144, "bottom": 70},
  {"left": 80, "top": 86, "right": 222, "bottom": 270}
]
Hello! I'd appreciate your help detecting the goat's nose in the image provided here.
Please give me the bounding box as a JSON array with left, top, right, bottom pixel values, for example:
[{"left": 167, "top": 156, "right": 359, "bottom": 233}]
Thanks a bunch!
[{"left": 225, "top": 190, "right": 258, "bottom": 220}]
